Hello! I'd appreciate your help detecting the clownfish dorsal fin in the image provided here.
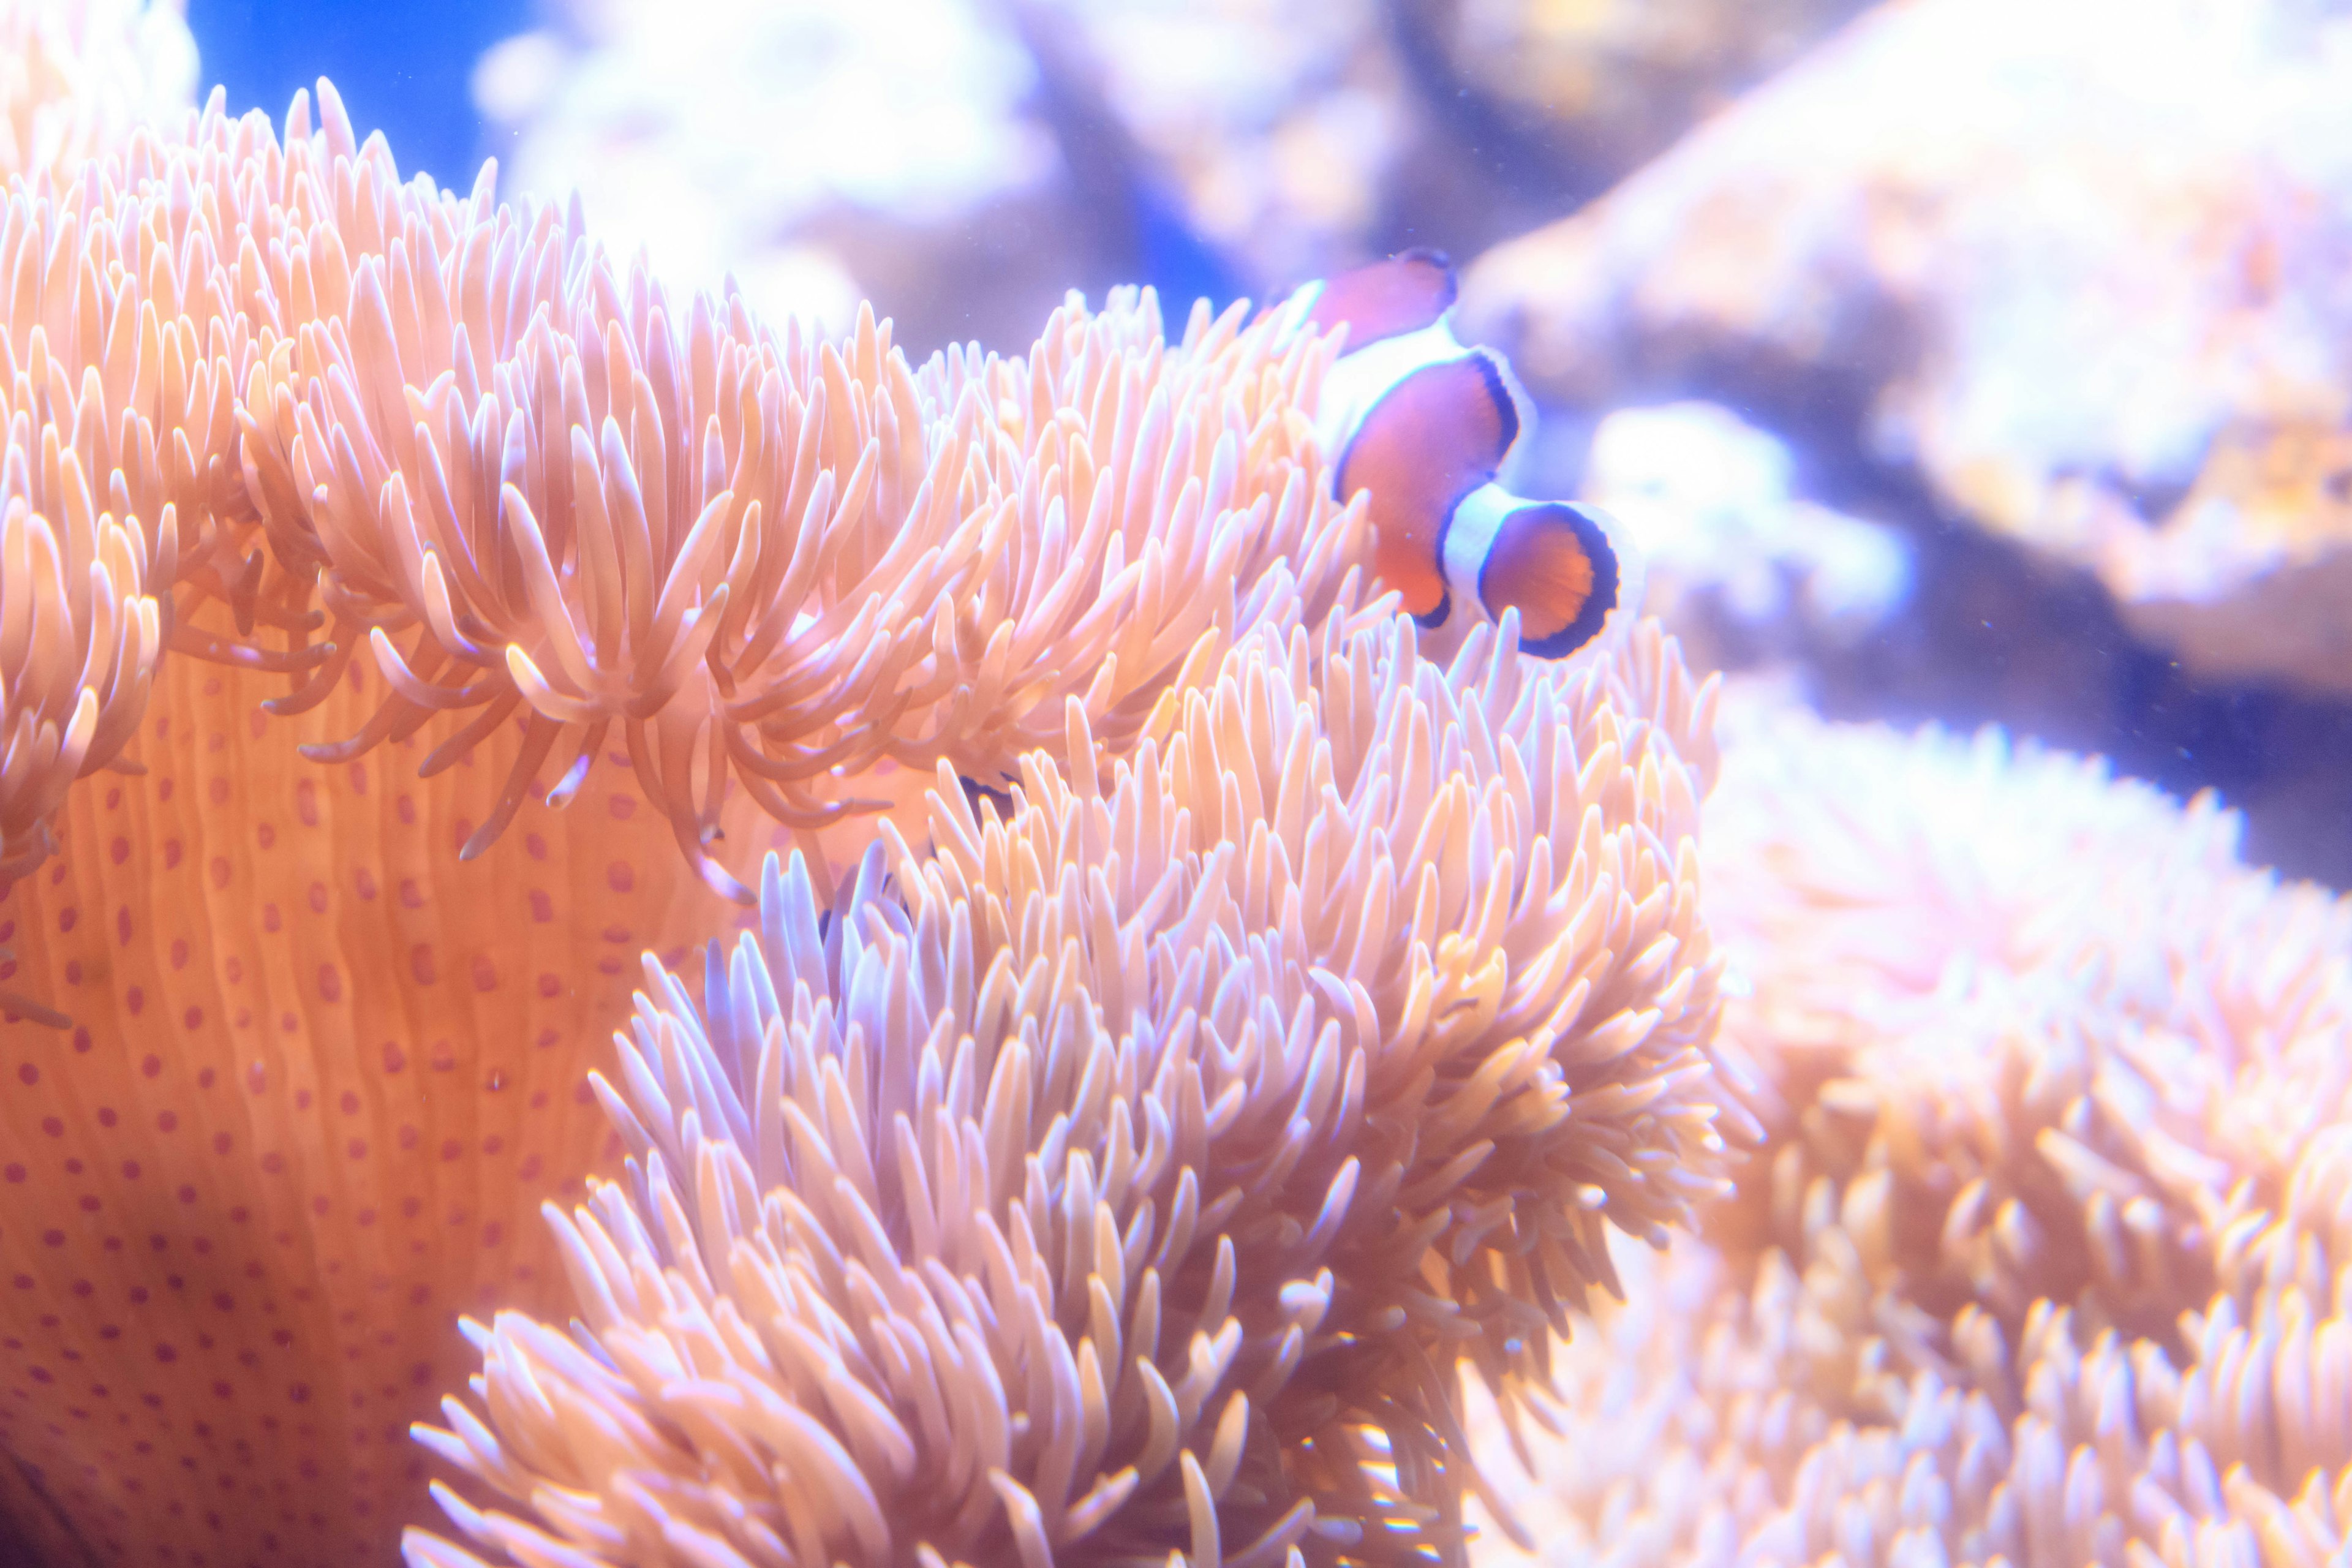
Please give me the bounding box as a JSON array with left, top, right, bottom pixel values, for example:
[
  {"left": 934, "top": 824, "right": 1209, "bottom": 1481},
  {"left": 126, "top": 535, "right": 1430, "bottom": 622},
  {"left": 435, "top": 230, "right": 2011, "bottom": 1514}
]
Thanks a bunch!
[
  {"left": 1304, "top": 248, "right": 1458, "bottom": 351},
  {"left": 1442, "top": 494, "right": 1640, "bottom": 661},
  {"left": 1335, "top": 349, "right": 1520, "bottom": 624}
]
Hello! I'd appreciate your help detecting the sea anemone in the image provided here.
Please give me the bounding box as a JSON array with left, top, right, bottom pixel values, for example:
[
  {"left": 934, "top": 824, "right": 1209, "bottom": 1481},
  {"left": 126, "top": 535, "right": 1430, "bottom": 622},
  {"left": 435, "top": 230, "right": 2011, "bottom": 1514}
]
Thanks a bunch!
[
  {"left": 0, "top": 66, "right": 1363, "bottom": 895},
  {"left": 1464, "top": 698, "right": 2352, "bottom": 1568},
  {"left": 0, "top": 78, "right": 1371, "bottom": 1566},
  {"left": 404, "top": 611, "right": 1732, "bottom": 1568},
  {"left": 0, "top": 81, "right": 250, "bottom": 897},
  {"left": 227, "top": 121, "right": 1361, "bottom": 897}
]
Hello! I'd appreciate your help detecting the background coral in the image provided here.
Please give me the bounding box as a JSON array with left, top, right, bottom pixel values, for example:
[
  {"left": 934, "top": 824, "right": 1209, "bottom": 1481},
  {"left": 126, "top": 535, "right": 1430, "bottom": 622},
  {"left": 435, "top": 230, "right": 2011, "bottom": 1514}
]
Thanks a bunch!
[
  {"left": 1577, "top": 402, "right": 1910, "bottom": 677},
  {"left": 1406, "top": 0, "right": 2352, "bottom": 891},
  {"left": 464, "top": 0, "right": 1869, "bottom": 353},
  {"left": 1462, "top": 0, "right": 2352, "bottom": 643},
  {"left": 1464, "top": 696, "right": 2352, "bottom": 1567}
]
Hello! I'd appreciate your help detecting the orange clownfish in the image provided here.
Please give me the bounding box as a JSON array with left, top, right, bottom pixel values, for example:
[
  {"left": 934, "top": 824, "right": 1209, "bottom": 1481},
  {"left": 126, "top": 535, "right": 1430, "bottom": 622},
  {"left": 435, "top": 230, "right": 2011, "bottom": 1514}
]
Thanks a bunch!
[{"left": 1283, "top": 249, "right": 1643, "bottom": 661}]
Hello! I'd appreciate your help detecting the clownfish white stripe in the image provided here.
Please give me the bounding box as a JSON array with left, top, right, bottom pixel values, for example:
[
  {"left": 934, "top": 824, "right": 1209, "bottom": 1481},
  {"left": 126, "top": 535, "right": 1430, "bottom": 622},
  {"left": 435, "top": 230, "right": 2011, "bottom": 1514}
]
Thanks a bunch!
[{"left": 1312, "top": 318, "right": 1531, "bottom": 468}]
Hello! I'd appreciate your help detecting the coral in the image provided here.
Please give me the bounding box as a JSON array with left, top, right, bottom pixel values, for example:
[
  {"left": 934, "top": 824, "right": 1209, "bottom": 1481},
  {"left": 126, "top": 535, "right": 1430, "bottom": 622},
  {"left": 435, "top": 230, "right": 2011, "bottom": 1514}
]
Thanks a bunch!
[
  {"left": 471, "top": 0, "right": 1062, "bottom": 335},
  {"left": 0, "top": 75, "right": 1363, "bottom": 897},
  {"left": 0, "top": 0, "right": 213, "bottom": 899},
  {"left": 1460, "top": 0, "right": 2352, "bottom": 695},
  {"left": 232, "top": 165, "right": 1359, "bottom": 895},
  {"left": 404, "top": 613, "right": 1732, "bottom": 1568},
  {"left": 0, "top": 26, "right": 1752, "bottom": 1568},
  {"left": 0, "top": 97, "right": 246, "bottom": 889},
  {"left": 1578, "top": 402, "right": 1909, "bottom": 675},
  {"left": 1702, "top": 699, "right": 2352, "bottom": 1340},
  {"left": 1463, "top": 696, "right": 2352, "bottom": 1568},
  {"left": 476, "top": 0, "right": 1408, "bottom": 336},
  {"left": 473, "top": 0, "right": 1872, "bottom": 350},
  {"left": 0, "top": 647, "right": 762, "bottom": 1566},
  {"left": 1414, "top": 0, "right": 1871, "bottom": 186},
  {"left": 1016, "top": 0, "right": 1406, "bottom": 288},
  {"left": 0, "top": 50, "right": 1735, "bottom": 1566}
]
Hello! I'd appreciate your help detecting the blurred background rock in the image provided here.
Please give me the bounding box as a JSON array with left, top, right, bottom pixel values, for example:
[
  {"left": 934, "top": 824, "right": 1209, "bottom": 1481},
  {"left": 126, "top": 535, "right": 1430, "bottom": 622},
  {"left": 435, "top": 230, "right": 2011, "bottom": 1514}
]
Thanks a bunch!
[
  {"left": 178, "top": 0, "right": 2352, "bottom": 884},
  {"left": 445, "top": 0, "right": 1879, "bottom": 354},
  {"left": 1460, "top": 0, "right": 2352, "bottom": 883}
]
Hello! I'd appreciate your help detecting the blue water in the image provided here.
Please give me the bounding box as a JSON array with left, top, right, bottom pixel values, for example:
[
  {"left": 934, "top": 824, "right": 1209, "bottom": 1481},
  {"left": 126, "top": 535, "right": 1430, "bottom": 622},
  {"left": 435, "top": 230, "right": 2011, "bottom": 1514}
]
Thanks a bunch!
[{"left": 185, "top": 0, "right": 530, "bottom": 194}]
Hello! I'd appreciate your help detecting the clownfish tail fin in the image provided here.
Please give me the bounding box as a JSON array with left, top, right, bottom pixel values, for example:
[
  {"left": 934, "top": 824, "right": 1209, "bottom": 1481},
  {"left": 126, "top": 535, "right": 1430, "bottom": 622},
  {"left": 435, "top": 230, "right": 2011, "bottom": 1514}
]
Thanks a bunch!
[{"left": 1443, "top": 492, "right": 1645, "bottom": 661}]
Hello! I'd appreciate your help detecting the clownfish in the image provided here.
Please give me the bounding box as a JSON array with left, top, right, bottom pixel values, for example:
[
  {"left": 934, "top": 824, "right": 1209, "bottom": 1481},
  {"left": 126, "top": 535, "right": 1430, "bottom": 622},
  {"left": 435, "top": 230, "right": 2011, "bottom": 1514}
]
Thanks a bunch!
[{"left": 1283, "top": 249, "right": 1643, "bottom": 661}]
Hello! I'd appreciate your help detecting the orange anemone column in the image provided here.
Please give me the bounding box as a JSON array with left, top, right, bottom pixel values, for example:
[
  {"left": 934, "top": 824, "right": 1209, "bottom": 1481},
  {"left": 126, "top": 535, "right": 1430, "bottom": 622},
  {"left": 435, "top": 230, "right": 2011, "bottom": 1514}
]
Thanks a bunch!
[{"left": 0, "top": 651, "right": 769, "bottom": 1566}]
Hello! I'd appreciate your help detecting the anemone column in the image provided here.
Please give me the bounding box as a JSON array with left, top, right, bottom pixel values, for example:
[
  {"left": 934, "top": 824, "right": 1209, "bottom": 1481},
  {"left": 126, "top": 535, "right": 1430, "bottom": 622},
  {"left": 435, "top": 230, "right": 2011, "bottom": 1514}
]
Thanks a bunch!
[{"left": 0, "top": 654, "right": 760, "bottom": 1566}]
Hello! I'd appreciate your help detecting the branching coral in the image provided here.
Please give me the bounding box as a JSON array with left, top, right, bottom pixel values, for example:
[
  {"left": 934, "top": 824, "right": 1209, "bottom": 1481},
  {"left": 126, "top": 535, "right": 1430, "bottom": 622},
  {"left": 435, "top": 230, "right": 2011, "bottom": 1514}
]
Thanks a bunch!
[
  {"left": 1464, "top": 699, "right": 2352, "bottom": 1568},
  {"left": 404, "top": 613, "right": 1731, "bottom": 1568}
]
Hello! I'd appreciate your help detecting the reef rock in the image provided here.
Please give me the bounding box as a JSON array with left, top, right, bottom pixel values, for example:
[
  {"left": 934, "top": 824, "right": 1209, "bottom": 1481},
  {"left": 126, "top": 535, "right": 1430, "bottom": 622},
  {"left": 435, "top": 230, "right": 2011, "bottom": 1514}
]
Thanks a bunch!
[
  {"left": 475, "top": 0, "right": 1879, "bottom": 353},
  {"left": 472, "top": 0, "right": 1082, "bottom": 349},
  {"left": 1463, "top": 0, "right": 2352, "bottom": 695},
  {"left": 1583, "top": 401, "right": 1909, "bottom": 674},
  {"left": 1414, "top": 0, "right": 1873, "bottom": 196}
]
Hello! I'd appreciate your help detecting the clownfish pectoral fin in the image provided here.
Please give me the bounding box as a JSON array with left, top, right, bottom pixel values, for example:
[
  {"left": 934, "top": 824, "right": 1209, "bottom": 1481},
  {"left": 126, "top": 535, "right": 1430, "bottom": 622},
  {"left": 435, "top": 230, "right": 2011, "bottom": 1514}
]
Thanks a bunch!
[
  {"left": 1442, "top": 491, "right": 1645, "bottom": 661},
  {"left": 1335, "top": 349, "right": 1522, "bottom": 625},
  {"left": 1303, "top": 248, "right": 1458, "bottom": 350}
]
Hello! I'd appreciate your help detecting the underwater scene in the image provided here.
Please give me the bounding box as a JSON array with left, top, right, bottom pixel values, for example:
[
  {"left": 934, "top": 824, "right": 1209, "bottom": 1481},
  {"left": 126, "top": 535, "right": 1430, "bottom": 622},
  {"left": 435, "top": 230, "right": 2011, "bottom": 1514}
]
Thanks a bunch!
[{"left": 0, "top": 0, "right": 2348, "bottom": 1564}]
